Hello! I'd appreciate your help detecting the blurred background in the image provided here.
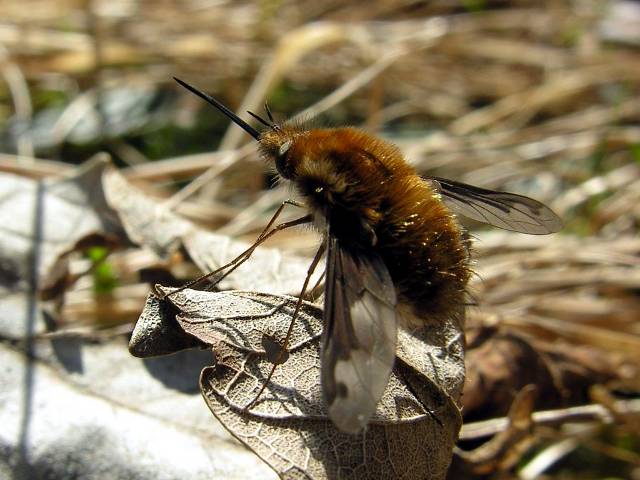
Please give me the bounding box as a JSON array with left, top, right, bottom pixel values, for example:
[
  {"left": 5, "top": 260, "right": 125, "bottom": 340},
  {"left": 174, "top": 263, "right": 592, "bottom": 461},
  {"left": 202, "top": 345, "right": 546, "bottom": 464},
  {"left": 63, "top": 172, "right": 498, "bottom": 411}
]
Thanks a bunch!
[{"left": 1, "top": 1, "right": 639, "bottom": 479}]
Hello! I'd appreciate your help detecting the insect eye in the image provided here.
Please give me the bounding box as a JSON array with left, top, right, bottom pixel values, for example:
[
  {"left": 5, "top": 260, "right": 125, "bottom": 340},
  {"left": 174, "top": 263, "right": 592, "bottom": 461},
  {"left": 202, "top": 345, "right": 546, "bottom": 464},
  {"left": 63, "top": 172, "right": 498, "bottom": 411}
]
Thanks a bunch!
[{"left": 275, "top": 140, "right": 295, "bottom": 179}]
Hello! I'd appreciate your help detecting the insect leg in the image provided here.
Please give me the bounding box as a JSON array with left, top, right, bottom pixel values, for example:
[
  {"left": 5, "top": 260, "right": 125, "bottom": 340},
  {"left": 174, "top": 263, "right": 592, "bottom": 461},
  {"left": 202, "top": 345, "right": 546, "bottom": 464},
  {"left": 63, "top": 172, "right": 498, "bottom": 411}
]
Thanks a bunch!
[
  {"left": 205, "top": 214, "right": 311, "bottom": 287},
  {"left": 161, "top": 206, "right": 309, "bottom": 299},
  {"left": 244, "top": 239, "right": 327, "bottom": 410},
  {"left": 199, "top": 200, "right": 307, "bottom": 288},
  {"left": 308, "top": 268, "right": 326, "bottom": 302},
  {"left": 256, "top": 200, "right": 305, "bottom": 241}
]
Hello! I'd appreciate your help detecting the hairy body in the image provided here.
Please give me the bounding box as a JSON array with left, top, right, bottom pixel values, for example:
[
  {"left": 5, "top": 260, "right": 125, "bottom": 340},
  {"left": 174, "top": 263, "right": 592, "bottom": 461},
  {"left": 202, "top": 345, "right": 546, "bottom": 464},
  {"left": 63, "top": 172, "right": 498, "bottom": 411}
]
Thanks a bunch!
[{"left": 261, "top": 127, "right": 471, "bottom": 322}]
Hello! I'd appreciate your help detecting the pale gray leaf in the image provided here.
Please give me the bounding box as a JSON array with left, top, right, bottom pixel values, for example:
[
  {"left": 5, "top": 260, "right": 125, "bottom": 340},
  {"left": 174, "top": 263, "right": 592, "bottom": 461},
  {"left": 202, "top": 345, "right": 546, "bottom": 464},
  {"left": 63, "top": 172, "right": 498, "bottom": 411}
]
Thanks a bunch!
[
  {"left": 0, "top": 155, "right": 128, "bottom": 339},
  {"left": 137, "top": 288, "right": 464, "bottom": 479}
]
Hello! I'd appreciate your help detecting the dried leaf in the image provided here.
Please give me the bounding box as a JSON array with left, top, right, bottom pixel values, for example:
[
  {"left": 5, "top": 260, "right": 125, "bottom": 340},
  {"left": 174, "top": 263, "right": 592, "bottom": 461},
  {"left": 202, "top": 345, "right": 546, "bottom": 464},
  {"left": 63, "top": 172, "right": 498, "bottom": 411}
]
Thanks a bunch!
[
  {"left": 129, "top": 289, "right": 205, "bottom": 357},
  {"left": 0, "top": 155, "right": 128, "bottom": 338},
  {"left": 462, "top": 326, "right": 626, "bottom": 420},
  {"left": 132, "top": 288, "right": 464, "bottom": 480},
  {"left": 451, "top": 385, "right": 537, "bottom": 475}
]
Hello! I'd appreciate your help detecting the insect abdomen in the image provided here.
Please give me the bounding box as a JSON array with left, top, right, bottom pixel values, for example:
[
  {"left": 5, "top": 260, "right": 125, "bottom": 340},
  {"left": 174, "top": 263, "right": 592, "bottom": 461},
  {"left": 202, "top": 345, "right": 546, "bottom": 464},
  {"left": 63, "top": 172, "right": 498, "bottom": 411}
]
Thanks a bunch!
[
  {"left": 292, "top": 129, "right": 471, "bottom": 321},
  {"left": 376, "top": 175, "right": 471, "bottom": 321}
]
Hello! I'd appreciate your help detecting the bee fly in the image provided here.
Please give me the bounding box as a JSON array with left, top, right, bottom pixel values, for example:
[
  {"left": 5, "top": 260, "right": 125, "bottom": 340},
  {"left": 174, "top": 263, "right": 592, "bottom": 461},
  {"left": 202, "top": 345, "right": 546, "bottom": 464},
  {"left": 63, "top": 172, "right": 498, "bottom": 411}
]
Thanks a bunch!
[{"left": 171, "top": 77, "right": 562, "bottom": 434}]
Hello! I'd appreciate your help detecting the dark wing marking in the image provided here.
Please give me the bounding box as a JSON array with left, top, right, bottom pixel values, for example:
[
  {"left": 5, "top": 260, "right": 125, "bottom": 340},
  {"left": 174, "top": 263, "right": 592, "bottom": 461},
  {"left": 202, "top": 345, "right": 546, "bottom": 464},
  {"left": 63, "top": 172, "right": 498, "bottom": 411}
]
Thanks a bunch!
[
  {"left": 321, "top": 234, "right": 397, "bottom": 434},
  {"left": 426, "top": 176, "right": 563, "bottom": 235}
]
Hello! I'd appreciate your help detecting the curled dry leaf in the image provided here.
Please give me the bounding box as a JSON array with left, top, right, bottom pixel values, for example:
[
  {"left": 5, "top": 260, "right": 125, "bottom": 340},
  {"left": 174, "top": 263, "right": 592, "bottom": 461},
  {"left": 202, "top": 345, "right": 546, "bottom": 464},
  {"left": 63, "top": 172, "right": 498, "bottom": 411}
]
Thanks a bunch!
[
  {"left": 128, "top": 289, "right": 205, "bottom": 357},
  {"left": 130, "top": 287, "right": 464, "bottom": 480},
  {"left": 462, "top": 325, "right": 627, "bottom": 421},
  {"left": 451, "top": 385, "right": 537, "bottom": 476}
]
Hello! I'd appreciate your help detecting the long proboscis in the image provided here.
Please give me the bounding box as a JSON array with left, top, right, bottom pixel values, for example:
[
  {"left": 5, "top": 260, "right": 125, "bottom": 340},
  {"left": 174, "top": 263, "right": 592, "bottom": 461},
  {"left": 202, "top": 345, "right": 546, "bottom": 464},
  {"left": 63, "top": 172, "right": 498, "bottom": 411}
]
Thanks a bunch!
[{"left": 173, "top": 77, "right": 261, "bottom": 140}]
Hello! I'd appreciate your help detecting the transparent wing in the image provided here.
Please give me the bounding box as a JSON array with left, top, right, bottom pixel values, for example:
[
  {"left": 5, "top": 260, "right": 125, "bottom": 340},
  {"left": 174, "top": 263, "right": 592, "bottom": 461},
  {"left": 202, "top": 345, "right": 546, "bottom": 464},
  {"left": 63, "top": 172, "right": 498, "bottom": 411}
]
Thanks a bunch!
[
  {"left": 426, "top": 176, "right": 562, "bottom": 235},
  {"left": 321, "top": 234, "right": 397, "bottom": 434}
]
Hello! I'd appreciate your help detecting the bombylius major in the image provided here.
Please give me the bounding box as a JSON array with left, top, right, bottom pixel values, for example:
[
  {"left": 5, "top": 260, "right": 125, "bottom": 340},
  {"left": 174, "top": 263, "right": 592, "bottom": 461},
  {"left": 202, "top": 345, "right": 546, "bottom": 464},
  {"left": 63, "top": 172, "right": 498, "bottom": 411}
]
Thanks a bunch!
[{"left": 171, "top": 77, "right": 562, "bottom": 434}]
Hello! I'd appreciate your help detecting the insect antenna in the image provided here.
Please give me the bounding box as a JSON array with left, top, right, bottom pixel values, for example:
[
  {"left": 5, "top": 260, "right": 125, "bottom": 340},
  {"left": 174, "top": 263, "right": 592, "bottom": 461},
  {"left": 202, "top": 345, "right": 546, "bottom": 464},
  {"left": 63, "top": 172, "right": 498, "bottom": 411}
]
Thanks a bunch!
[
  {"left": 247, "top": 110, "right": 273, "bottom": 128},
  {"left": 264, "top": 102, "right": 276, "bottom": 123},
  {"left": 173, "top": 77, "right": 261, "bottom": 140},
  {"left": 247, "top": 105, "right": 281, "bottom": 132}
]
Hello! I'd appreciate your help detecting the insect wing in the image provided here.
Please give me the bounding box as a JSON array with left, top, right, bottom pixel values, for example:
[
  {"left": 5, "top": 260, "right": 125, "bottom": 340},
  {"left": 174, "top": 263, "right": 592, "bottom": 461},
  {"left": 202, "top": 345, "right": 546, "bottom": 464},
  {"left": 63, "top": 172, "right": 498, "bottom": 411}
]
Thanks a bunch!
[
  {"left": 426, "top": 176, "right": 562, "bottom": 234},
  {"left": 321, "top": 235, "right": 398, "bottom": 434}
]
